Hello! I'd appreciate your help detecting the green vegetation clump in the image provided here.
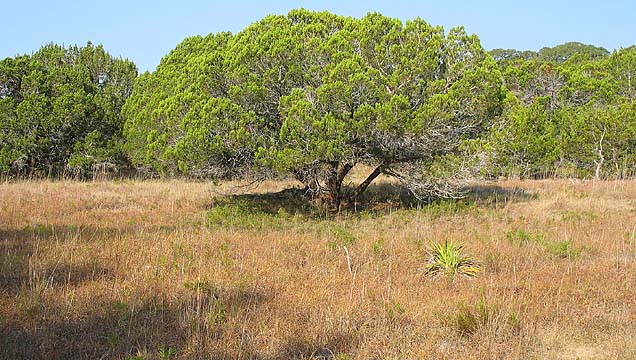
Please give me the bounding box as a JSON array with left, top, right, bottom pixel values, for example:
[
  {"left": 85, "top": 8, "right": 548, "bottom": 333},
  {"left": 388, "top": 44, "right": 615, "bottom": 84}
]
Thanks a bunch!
[
  {"left": 505, "top": 228, "right": 547, "bottom": 246},
  {"left": 421, "top": 198, "right": 478, "bottom": 218},
  {"left": 320, "top": 222, "right": 357, "bottom": 250},
  {"left": 424, "top": 240, "right": 479, "bottom": 279},
  {"left": 546, "top": 240, "right": 582, "bottom": 259},
  {"left": 487, "top": 43, "right": 636, "bottom": 179}
]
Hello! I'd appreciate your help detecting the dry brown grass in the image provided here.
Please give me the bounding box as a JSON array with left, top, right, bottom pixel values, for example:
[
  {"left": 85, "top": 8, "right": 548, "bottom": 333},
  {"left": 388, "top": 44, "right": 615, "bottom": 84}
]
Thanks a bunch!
[{"left": 2, "top": 176, "right": 636, "bottom": 359}]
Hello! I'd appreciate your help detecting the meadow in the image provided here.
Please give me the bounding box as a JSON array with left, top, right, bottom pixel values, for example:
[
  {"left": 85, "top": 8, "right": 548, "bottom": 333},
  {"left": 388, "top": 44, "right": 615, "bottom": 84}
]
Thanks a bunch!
[{"left": 2, "top": 172, "right": 636, "bottom": 359}]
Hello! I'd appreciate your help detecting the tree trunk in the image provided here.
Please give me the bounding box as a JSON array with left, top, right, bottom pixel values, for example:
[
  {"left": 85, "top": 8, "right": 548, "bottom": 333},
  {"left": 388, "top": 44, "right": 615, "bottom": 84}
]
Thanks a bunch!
[
  {"left": 321, "top": 162, "right": 353, "bottom": 211},
  {"left": 595, "top": 128, "right": 606, "bottom": 180}
]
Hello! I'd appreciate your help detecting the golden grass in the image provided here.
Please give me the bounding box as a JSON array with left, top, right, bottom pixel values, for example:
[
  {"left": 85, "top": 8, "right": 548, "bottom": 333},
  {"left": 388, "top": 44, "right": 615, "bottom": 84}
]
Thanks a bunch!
[{"left": 1, "top": 177, "right": 636, "bottom": 359}]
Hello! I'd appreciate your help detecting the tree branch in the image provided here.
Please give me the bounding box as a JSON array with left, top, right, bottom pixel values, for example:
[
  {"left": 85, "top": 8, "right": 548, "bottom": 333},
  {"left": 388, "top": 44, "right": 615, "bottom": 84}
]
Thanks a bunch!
[{"left": 352, "top": 163, "right": 386, "bottom": 200}]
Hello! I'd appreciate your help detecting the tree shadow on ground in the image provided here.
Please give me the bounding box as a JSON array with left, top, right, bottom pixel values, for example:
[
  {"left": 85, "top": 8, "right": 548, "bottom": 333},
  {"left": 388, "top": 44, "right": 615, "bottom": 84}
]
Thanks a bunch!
[
  {"left": 0, "top": 225, "right": 129, "bottom": 296},
  {"left": 1, "top": 296, "right": 186, "bottom": 360},
  {"left": 0, "top": 225, "right": 184, "bottom": 359},
  {"left": 465, "top": 184, "right": 536, "bottom": 208},
  {"left": 275, "top": 330, "right": 359, "bottom": 359},
  {"left": 1, "top": 278, "right": 273, "bottom": 359},
  {"left": 208, "top": 187, "right": 316, "bottom": 216},
  {"left": 204, "top": 182, "right": 534, "bottom": 219}
]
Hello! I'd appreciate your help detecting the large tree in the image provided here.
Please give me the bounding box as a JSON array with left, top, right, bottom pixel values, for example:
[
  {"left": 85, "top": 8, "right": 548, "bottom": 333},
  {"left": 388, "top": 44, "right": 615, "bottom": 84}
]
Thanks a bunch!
[{"left": 123, "top": 10, "right": 504, "bottom": 209}]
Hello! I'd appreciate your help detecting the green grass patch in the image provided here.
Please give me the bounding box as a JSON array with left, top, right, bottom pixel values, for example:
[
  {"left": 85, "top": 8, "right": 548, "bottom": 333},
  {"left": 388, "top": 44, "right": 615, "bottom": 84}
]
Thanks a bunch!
[
  {"left": 205, "top": 197, "right": 303, "bottom": 231},
  {"left": 505, "top": 228, "right": 548, "bottom": 246},
  {"left": 420, "top": 198, "right": 478, "bottom": 218},
  {"left": 545, "top": 239, "right": 582, "bottom": 259},
  {"left": 506, "top": 228, "right": 584, "bottom": 259},
  {"left": 443, "top": 297, "right": 521, "bottom": 337}
]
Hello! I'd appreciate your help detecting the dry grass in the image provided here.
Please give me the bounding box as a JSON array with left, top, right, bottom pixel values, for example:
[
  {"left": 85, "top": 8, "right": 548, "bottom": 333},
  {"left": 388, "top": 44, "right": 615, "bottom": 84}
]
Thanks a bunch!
[{"left": 1, "top": 175, "right": 636, "bottom": 359}]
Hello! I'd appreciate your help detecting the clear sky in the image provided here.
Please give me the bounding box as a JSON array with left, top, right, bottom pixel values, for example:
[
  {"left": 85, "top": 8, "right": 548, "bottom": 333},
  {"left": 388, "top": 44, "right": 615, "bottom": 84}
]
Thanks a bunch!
[{"left": 2, "top": 1, "right": 635, "bottom": 73}]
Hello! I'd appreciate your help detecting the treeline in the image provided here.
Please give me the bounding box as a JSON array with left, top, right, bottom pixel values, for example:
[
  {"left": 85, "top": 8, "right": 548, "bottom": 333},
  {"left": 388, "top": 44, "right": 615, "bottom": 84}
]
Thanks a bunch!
[
  {"left": 1, "top": 9, "right": 635, "bottom": 184},
  {"left": 488, "top": 42, "right": 636, "bottom": 179}
]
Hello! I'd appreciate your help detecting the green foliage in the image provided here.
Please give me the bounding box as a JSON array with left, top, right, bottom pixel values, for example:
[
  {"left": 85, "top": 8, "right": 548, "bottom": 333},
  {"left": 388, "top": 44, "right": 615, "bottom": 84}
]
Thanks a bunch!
[
  {"left": 451, "top": 299, "right": 491, "bottom": 336},
  {"left": 4, "top": 13, "right": 636, "bottom": 185},
  {"left": 424, "top": 240, "right": 479, "bottom": 279},
  {"left": 122, "top": 32, "right": 250, "bottom": 177},
  {"left": 0, "top": 42, "right": 137, "bottom": 177},
  {"left": 505, "top": 228, "right": 547, "bottom": 246},
  {"left": 384, "top": 301, "right": 407, "bottom": 321},
  {"left": 488, "top": 45, "right": 636, "bottom": 179},
  {"left": 421, "top": 198, "right": 478, "bottom": 218},
  {"left": 320, "top": 222, "right": 356, "bottom": 250},
  {"left": 333, "top": 354, "right": 354, "bottom": 360},
  {"left": 506, "top": 228, "right": 583, "bottom": 259},
  {"left": 371, "top": 238, "right": 385, "bottom": 256},
  {"left": 158, "top": 346, "right": 177, "bottom": 360},
  {"left": 112, "top": 300, "right": 131, "bottom": 326},
  {"left": 546, "top": 240, "right": 582, "bottom": 259},
  {"left": 490, "top": 42, "right": 609, "bottom": 69},
  {"left": 184, "top": 279, "right": 219, "bottom": 297},
  {"left": 17, "top": 285, "right": 44, "bottom": 319},
  {"left": 206, "top": 297, "right": 227, "bottom": 326}
]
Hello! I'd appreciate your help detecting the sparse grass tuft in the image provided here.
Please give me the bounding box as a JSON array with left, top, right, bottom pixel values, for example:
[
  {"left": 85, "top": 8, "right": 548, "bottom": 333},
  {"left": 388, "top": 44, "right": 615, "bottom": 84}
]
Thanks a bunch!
[
  {"left": 449, "top": 298, "right": 491, "bottom": 336},
  {"left": 371, "top": 238, "right": 385, "bottom": 257},
  {"left": 506, "top": 228, "right": 584, "bottom": 259},
  {"left": 158, "top": 345, "right": 178, "bottom": 360},
  {"left": 444, "top": 297, "right": 522, "bottom": 337}
]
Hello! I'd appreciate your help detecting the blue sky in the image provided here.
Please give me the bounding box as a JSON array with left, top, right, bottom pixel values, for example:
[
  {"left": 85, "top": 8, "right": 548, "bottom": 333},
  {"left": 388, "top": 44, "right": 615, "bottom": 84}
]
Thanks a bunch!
[{"left": 3, "top": 1, "right": 635, "bottom": 72}]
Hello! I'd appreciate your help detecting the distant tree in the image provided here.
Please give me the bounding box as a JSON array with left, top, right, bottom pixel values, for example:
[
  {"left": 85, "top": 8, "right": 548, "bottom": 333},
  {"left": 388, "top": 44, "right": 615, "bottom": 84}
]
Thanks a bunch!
[
  {"left": 0, "top": 42, "right": 137, "bottom": 177},
  {"left": 124, "top": 10, "right": 503, "bottom": 209},
  {"left": 490, "top": 42, "right": 609, "bottom": 66},
  {"left": 536, "top": 42, "right": 609, "bottom": 63},
  {"left": 489, "top": 48, "right": 536, "bottom": 63}
]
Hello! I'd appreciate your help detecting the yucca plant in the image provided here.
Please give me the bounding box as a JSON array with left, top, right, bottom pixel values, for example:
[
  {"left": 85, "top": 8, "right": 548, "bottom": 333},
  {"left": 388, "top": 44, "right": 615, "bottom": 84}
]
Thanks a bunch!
[{"left": 424, "top": 240, "right": 479, "bottom": 279}]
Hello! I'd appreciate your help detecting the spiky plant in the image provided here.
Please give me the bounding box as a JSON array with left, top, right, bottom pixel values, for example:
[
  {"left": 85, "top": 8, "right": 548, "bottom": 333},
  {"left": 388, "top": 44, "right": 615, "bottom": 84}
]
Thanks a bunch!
[{"left": 424, "top": 240, "right": 479, "bottom": 279}]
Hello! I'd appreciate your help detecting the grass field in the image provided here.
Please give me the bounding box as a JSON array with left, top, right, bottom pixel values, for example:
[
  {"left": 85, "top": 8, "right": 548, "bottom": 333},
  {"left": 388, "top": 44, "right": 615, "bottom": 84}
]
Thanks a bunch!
[{"left": 2, "top": 174, "right": 636, "bottom": 359}]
